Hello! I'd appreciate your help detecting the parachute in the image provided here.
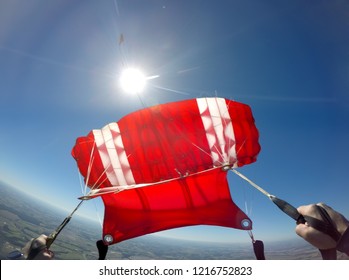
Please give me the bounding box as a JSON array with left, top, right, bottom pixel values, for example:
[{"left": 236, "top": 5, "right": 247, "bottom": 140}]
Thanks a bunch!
[{"left": 72, "top": 97, "right": 261, "bottom": 245}]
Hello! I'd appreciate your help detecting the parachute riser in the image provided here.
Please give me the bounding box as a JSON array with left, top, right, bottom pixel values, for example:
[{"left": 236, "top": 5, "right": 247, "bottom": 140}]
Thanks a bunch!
[
  {"left": 227, "top": 167, "right": 338, "bottom": 259},
  {"left": 228, "top": 167, "right": 305, "bottom": 222},
  {"left": 46, "top": 200, "right": 84, "bottom": 249}
]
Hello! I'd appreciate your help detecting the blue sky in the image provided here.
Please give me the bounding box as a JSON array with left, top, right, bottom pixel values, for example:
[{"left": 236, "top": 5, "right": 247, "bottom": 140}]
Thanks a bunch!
[{"left": 1, "top": 0, "right": 348, "bottom": 244}]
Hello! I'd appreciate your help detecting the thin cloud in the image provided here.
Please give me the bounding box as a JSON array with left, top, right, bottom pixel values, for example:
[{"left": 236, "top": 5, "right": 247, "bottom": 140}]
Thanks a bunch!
[{"left": 177, "top": 66, "right": 200, "bottom": 75}]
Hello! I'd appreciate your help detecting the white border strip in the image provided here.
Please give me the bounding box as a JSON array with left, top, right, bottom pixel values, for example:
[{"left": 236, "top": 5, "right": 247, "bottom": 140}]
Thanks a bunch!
[
  {"left": 197, "top": 98, "right": 237, "bottom": 167},
  {"left": 93, "top": 123, "right": 135, "bottom": 187}
]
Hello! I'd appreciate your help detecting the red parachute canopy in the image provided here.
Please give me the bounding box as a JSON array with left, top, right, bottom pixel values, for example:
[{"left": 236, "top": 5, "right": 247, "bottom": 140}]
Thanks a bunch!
[{"left": 72, "top": 97, "right": 261, "bottom": 245}]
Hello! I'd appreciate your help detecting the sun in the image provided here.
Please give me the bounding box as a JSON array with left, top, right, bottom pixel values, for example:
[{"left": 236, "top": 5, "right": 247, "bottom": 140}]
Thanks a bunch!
[{"left": 119, "top": 68, "right": 146, "bottom": 94}]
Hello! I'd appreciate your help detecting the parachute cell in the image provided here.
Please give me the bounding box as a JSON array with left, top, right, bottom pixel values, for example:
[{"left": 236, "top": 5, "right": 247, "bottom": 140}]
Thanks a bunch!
[{"left": 72, "top": 97, "right": 261, "bottom": 245}]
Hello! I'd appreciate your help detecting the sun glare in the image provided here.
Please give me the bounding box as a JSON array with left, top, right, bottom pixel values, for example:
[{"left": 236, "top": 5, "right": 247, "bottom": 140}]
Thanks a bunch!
[{"left": 119, "top": 68, "right": 146, "bottom": 94}]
